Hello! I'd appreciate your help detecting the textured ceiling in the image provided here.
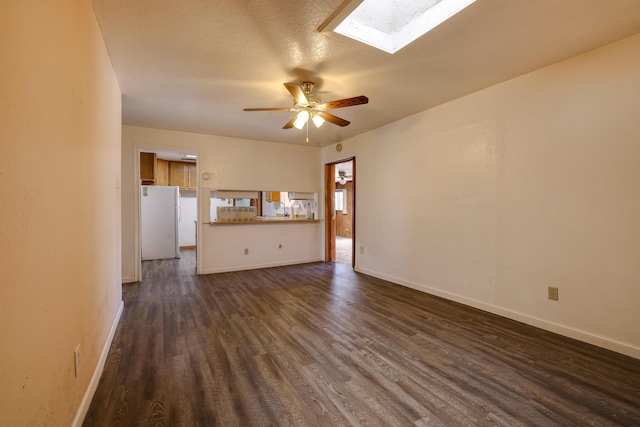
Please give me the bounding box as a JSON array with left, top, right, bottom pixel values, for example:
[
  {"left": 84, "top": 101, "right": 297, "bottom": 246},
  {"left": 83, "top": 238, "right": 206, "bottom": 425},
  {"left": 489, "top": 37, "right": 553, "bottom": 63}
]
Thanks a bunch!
[{"left": 91, "top": 0, "right": 640, "bottom": 147}]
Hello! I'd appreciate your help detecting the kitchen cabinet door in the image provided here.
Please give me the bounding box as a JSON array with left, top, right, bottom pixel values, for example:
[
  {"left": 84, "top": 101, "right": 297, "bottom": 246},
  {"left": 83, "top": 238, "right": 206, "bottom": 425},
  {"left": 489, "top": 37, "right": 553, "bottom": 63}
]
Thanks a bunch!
[
  {"left": 140, "top": 152, "right": 156, "bottom": 185},
  {"left": 169, "top": 161, "right": 188, "bottom": 189},
  {"left": 188, "top": 163, "right": 197, "bottom": 190},
  {"left": 266, "top": 192, "right": 281, "bottom": 202},
  {"left": 156, "top": 159, "right": 169, "bottom": 186}
]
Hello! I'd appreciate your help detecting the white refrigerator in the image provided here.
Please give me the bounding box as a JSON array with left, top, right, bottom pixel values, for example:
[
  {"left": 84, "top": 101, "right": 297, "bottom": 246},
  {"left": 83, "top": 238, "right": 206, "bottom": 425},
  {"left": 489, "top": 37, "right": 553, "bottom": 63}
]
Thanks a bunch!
[{"left": 141, "top": 186, "right": 180, "bottom": 261}]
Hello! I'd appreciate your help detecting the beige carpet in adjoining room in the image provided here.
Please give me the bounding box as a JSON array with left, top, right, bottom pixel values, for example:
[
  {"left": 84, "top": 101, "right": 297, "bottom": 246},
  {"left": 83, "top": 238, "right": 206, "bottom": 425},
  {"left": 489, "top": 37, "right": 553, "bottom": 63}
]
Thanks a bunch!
[{"left": 336, "top": 236, "right": 352, "bottom": 266}]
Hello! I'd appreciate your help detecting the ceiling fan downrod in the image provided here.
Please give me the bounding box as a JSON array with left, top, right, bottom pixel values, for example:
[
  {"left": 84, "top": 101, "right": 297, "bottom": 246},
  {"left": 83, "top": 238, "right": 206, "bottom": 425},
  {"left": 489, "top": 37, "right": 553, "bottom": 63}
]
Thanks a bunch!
[{"left": 301, "top": 81, "right": 315, "bottom": 95}]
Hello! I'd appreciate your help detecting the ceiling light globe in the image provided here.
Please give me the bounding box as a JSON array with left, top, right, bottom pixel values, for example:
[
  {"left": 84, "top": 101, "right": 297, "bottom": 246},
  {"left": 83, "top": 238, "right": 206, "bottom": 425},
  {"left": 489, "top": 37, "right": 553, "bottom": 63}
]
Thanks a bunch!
[
  {"left": 294, "top": 110, "right": 309, "bottom": 129},
  {"left": 312, "top": 114, "right": 325, "bottom": 128}
]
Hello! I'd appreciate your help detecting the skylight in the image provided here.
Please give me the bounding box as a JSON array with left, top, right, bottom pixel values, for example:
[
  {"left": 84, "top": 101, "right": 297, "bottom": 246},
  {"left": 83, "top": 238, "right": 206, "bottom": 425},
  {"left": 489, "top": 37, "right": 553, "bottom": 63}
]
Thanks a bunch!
[{"left": 332, "top": 0, "right": 476, "bottom": 54}]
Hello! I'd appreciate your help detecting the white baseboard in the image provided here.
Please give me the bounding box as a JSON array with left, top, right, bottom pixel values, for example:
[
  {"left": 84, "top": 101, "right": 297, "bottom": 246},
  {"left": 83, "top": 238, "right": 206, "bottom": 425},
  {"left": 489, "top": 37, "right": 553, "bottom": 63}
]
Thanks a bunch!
[
  {"left": 356, "top": 267, "right": 640, "bottom": 360},
  {"left": 72, "top": 301, "right": 124, "bottom": 427},
  {"left": 121, "top": 275, "right": 136, "bottom": 284},
  {"left": 200, "top": 257, "right": 323, "bottom": 274}
]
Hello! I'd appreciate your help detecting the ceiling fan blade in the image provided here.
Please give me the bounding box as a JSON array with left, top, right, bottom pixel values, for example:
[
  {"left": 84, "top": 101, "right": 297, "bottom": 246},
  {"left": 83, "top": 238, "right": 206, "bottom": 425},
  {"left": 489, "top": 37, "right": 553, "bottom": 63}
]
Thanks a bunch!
[
  {"left": 323, "top": 95, "right": 369, "bottom": 110},
  {"left": 284, "top": 83, "right": 308, "bottom": 105},
  {"left": 283, "top": 115, "right": 297, "bottom": 129},
  {"left": 319, "top": 111, "right": 350, "bottom": 127},
  {"left": 243, "top": 107, "right": 293, "bottom": 111}
]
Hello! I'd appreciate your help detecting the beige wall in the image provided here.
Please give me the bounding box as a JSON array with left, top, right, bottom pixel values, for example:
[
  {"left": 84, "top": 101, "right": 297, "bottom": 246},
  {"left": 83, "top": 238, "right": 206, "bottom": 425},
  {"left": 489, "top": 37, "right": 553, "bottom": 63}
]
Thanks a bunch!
[
  {"left": 323, "top": 34, "right": 640, "bottom": 359},
  {"left": 0, "top": 0, "right": 122, "bottom": 425},
  {"left": 121, "top": 126, "right": 321, "bottom": 281}
]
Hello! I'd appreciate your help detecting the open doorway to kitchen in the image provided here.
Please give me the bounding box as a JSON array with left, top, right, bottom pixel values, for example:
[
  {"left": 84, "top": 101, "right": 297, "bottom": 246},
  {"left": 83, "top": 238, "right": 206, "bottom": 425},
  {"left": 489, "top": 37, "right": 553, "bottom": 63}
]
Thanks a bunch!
[
  {"left": 138, "top": 148, "right": 198, "bottom": 276},
  {"left": 325, "top": 158, "right": 355, "bottom": 267}
]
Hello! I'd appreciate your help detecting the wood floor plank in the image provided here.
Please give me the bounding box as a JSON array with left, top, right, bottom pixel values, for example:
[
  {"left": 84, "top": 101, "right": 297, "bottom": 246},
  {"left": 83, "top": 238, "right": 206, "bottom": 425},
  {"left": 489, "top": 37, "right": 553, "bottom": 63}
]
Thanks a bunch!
[{"left": 83, "top": 250, "right": 640, "bottom": 426}]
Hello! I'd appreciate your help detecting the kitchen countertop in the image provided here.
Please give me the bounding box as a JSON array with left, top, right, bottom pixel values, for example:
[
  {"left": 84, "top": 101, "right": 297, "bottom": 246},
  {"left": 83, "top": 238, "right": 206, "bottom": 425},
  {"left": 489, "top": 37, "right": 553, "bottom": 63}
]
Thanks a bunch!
[{"left": 209, "top": 217, "right": 321, "bottom": 225}]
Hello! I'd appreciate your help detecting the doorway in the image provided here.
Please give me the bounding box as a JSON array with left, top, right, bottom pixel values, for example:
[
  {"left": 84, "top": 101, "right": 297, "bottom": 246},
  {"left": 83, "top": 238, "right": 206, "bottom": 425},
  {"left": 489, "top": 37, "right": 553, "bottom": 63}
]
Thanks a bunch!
[
  {"left": 138, "top": 148, "right": 198, "bottom": 274},
  {"left": 325, "top": 158, "right": 355, "bottom": 267}
]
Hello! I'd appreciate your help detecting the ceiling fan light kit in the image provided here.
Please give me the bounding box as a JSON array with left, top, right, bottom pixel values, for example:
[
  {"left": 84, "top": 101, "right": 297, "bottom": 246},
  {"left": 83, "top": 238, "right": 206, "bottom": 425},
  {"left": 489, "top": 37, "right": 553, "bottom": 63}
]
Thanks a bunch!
[
  {"left": 243, "top": 81, "right": 368, "bottom": 142},
  {"left": 338, "top": 171, "right": 347, "bottom": 185},
  {"left": 312, "top": 113, "right": 325, "bottom": 128},
  {"left": 293, "top": 110, "right": 325, "bottom": 130},
  {"left": 293, "top": 111, "right": 309, "bottom": 129}
]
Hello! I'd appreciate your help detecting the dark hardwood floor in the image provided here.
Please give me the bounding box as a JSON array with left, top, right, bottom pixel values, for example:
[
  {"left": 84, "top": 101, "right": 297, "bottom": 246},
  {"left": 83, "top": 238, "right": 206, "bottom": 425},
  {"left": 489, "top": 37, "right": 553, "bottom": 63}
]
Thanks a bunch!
[{"left": 83, "top": 250, "right": 640, "bottom": 426}]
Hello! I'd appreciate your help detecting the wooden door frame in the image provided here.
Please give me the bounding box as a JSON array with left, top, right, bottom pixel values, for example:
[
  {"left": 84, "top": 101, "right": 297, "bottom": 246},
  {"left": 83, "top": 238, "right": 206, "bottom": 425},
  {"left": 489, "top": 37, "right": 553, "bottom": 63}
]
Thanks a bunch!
[{"left": 324, "top": 157, "right": 355, "bottom": 267}]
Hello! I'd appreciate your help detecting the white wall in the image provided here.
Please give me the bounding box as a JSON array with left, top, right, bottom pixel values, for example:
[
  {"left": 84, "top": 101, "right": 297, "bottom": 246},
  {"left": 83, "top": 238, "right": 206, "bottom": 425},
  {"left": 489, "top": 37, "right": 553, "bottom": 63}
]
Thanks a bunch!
[
  {"left": 179, "top": 190, "right": 197, "bottom": 247},
  {"left": 202, "top": 222, "right": 322, "bottom": 273},
  {"left": 208, "top": 196, "right": 233, "bottom": 222},
  {"left": 122, "top": 126, "right": 322, "bottom": 281},
  {"left": 322, "top": 34, "right": 640, "bottom": 359},
  {"left": 0, "top": 0, "right": 123, "bottom": 424}
]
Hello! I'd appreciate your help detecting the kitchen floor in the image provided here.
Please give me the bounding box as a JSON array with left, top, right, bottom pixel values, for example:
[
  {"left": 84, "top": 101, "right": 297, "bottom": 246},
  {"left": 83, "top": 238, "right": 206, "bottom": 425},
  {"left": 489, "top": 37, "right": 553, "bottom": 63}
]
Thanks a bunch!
[{"left": 336, "top": 236, "right": 352, "bottom": 266}]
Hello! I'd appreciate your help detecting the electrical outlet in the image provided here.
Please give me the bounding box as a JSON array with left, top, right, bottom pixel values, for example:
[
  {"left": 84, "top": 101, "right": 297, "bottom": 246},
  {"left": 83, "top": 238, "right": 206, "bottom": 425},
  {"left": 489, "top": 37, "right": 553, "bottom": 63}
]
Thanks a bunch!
[
  {"left": 360, "top": 246, "right": 364, "bottom": 254},
  {"left": 74, "top": 345, "right": 81, "bottom": 377},
  {"left": 244, "top": 248, "right": 249, "bottom": 255},
  {"left": 548, "top": 286, "right": 559, "bottom": 301}
]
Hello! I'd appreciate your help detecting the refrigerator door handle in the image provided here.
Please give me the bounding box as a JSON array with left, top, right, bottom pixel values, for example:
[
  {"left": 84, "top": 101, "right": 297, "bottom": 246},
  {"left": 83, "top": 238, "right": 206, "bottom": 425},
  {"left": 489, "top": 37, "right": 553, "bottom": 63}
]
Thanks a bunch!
[{"left": 175, "top": 206, "right": 181, "bottom": 259}]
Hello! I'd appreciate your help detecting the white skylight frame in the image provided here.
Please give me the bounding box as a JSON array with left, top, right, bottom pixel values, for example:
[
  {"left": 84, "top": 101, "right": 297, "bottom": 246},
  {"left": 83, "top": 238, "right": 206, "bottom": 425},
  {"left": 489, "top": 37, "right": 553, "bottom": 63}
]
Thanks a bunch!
[{"left": 332, "top": 0, "right": 477, "bottom": 54}]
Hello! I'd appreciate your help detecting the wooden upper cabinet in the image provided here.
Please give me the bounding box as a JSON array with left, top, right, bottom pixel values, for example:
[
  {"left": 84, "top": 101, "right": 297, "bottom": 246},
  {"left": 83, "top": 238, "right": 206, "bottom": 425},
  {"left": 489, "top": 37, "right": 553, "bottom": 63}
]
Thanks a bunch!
[
  {"left": 156, "top": 159, "right": 169, "bottom": 186},
  {"left": 167, "top": 161, "right": 196, "bottom": 190},
  {"left": 140, "top": 154, "right": 196, "bottom": 188},
  {"left": 140, "top": 152, "right": 157, "bottom": 185},
  {"left": 169, "top": 161, "right": 188, "bottom": 189},
  {"left": 188, "top": 163, "right": 197, "bottom": 190},
  {"left": 268, "top": 192, "right": 281, "bottom": 202}
]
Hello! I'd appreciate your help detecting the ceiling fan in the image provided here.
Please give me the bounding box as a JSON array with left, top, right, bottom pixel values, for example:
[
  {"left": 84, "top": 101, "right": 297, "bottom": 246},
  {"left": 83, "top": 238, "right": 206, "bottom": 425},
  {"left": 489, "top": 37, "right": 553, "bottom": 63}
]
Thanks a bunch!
[
  {"left": 337, "top": 170, "right": 351, "bottom": 185},
  {"left": 243, "top": 82, "right": 369, "bottom": 138}
]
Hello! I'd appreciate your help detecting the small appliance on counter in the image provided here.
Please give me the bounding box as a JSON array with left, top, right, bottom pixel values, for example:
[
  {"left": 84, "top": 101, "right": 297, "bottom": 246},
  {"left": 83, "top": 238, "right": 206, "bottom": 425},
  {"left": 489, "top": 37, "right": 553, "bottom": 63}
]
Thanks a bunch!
[{"left": 216, "top": 206, "right": 257, "bottom": 222}]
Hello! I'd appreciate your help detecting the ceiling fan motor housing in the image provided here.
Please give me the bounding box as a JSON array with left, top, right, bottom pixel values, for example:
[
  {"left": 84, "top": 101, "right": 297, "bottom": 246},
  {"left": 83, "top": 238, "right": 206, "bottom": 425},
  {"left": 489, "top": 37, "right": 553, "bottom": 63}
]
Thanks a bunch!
[{"left": 301, "top": 81, "right": 315, "bottom": 94}]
